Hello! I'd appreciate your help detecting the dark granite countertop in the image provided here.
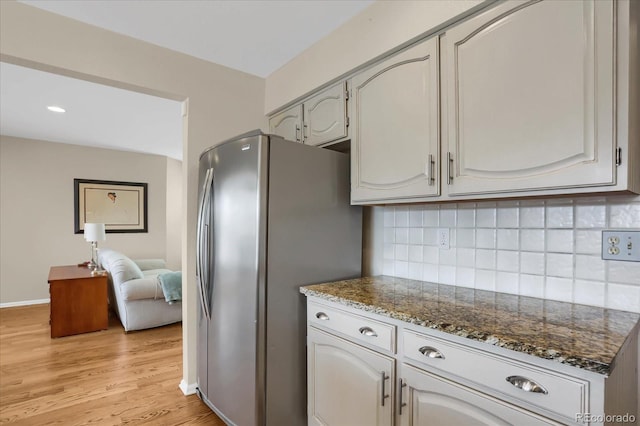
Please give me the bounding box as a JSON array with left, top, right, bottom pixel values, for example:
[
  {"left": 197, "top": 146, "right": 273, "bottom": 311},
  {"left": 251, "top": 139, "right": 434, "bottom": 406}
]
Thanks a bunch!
[{"left": 300, "top": 276, "right": 640, "bottom": 375}]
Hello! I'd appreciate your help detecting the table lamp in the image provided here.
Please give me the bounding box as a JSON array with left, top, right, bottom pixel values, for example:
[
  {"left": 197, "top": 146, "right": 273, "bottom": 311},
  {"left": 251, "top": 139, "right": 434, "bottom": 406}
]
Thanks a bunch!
[{"left": 84, "top": 223, "right": 106, "bottom": 274}]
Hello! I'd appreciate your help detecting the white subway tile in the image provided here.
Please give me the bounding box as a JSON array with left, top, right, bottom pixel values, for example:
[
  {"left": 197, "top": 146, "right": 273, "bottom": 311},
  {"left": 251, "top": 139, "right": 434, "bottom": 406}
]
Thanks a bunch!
[
  {"left": 457, "top": 248, "right": 475, "bottom": 268},
  {"left": 383, "top": 207, "right": 395, "bottom": 227},
  {"left": 423, "top": 228, "right": 438, "bottom": 246},
  {"left": 497, "top": 250, "right": 519, "bottom": 272},
  {"left": 409, "top": 245, "right": 423, "bottom": 263},
  {"left": 440, "top": 248, "right": 457, "bottom": 266},
  {"left": 575, "top": 204, "right": 606, "bottom": 228},
  {"left": 477, "top": 207, "right": 497, "bottom": 228},
  {"left": 456, "top": 229, "right": 475, "bottom": 248},
  {"left": 497, "top": 205, "right": 519, "bottom": 228},
  {"left": 610, "top": 204, "right": 640, "bottom": 228},
  {"left": 497, "top": 229, "right": 519, "bottom": 250},
  {"left": 395, "top": 228, "right": 409, "bottom": 244},
  {"left": 496, "top": 272, "right": 519, "bottom": 293},
  {"left": 520, "top": 252, "right": 545, "bottom": 275},
  {"left": 575, "top": 255, "right": 605, "bottom": 281},
  {"left": 395, "top": 244, "right": 409, "bottom": 261},
  {"left": 383, "top": 259, "right": 394, "bottom": 275},
  {"left": 546, "top": 253, "right": 574, "bottom": 278},
  {"left": 408, "top": 208, "right": 422, "bottom": 227},
  {"left": 383, "top": 228, "right": 395, "bottom": 244},
  {"left": 476, "top": 249, "right": 496, "bottom": 270},
  {"left": 575, "top": 230, "right": 602, "bottom": 255},
  {"left": 440, "top": 208, "right": 457, "bottom": 227},
  {"left": 608, "top": 261, "right": 640, "bottom": 285},
  {"left": 545, "top": 277, "right": 573, "bottom": 302},
  {"left": 408, "top": 262, "right": 423, "bottom": 280},
  {"left": 409, "top": 228, "right": 423, "bottom": 245},
  {"left": 394, "top": 261, "right": 409, "bottom": 278},
  {"left": 606, "top": 283, "right": 640, "bottom": 313},
  {"left": 546, "top": 229, "right": 574, "bottom": 253},
  {"left": 476, "top": 229, "right": 496, "bottom": 249},
  {"left": 546, "top": 205, "right": 574, "bottom": 228},
  {"left": 423, "top": 208, "right": 439, "bottom": 227},
  {"left": 520, "top": 205, "right": 545, "bottom": 228},
  {"left": 383, "top": 244, "right": 395, "bottom": 260},
  {"left": 395, "top": 207, "right": 409, "bottom": 227},
  {"left": 574, "top": 280, "right": 605, "bottom": 307},
  {"left": 423, "top": 264, "right": 439, "bottom": 282},
  {"left": 457, "top": 208, "right": 476, "bottom": 228},
  {"left": 475, "top": 270, "right": 496, "bottom": 291},
  {"left": 456, "top": 267, "right": 475, "bottom": 287},
  {"left": 438, "top": 265, "right": 456, "bottom": 285},
  {"left": 520, "top": 229, "right": 545, "bottom": 252},
  {"left": 423, "top": 246, "right": 439, "bottom": 264},
  {"left": 519, "top": 274, "right": 544, "bottom": 298}
]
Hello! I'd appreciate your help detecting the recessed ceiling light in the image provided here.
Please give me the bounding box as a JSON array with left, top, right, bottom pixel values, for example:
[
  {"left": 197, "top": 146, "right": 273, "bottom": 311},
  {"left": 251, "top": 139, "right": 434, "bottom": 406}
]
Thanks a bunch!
[{"left": 47, "top": 105, "right": 66, "bottom": 113}]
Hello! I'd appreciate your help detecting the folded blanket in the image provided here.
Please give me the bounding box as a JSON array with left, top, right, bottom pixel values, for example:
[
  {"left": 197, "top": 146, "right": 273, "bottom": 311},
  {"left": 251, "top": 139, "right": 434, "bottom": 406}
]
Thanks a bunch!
[{"left": 158, "top": 271, "right": 182, "bottom": 304}]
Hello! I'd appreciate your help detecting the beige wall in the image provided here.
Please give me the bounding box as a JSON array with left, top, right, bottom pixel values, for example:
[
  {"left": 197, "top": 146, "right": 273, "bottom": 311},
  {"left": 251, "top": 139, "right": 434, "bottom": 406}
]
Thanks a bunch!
[
  {"left": 264, "top": 0, "right": 483, "bottom": 113},
  {"left": 0, "top": 0, "right": 265, "bottom": 392},
  {"left": 165, "top": 157, "right": 183, "bottom": 271},
  {"left": 0, "top": 136, "right": 178, "bottom": 303}
]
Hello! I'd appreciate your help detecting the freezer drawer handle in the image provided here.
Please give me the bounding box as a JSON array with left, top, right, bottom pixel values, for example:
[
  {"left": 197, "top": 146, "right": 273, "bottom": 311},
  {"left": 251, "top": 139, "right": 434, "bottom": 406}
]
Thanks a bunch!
[
  {"left": 359, "top": 326, "right": 378, "bottom": 337},
  {"left": 506, "top": 375, "right": 549, "bottom": 395},
  {"left": 419, "top": 346, "right": 445, "bottom": 359},
  {"left": 315, "top": 312, "right": 329, "bottom": 320}
]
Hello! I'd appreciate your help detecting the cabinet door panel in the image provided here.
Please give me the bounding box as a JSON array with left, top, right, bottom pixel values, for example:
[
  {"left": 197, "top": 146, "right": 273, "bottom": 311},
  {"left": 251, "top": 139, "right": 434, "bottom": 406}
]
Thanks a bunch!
[
  {"left": 269, "top": 104, "right": 303, "bottom": 143},
  {"left": 351, "top": 37, "right": 440, "bottom": 203},
  {"left": 304, "top": 82, "right": 348, "bottom": 146},
  {"left": 399, "top": 364, "right": 560, "bottom": 426},
  {"left": 308, "top": 328, "right": 393, "bottom": 426},
  {"left": 442, "top": 0, "right": 615, "bottom": 196}
]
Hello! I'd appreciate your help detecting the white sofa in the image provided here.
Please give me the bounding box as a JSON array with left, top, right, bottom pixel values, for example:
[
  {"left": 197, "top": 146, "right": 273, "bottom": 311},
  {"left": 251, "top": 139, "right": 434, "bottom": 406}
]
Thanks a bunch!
[{"left": 98, "top": 248, "right": 182, "bottom": 332}]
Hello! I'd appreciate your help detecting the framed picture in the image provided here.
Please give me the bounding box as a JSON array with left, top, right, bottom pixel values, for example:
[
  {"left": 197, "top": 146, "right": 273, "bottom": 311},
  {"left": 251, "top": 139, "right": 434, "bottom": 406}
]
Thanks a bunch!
[{"left": 74, "top": 179, "right": 148, "bottom": 234}]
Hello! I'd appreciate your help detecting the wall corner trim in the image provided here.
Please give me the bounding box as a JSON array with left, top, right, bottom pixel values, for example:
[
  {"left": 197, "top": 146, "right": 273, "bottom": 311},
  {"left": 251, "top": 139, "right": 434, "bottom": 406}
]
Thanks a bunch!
[{"left": 179, "top": 379, "right": 197, "bottom": 396}]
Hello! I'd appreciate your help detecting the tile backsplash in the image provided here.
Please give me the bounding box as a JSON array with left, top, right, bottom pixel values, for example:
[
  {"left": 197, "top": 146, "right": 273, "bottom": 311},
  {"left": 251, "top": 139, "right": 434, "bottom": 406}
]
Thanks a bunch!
[{"left": 378, "top": 195, "right": 640, "bottom": 313}]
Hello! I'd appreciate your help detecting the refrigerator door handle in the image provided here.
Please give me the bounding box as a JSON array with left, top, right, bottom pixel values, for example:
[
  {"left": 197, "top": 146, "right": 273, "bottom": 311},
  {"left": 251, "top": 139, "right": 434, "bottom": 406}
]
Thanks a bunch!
[{"left": 197, "top": 167, "right": 214, "bottom": 320}]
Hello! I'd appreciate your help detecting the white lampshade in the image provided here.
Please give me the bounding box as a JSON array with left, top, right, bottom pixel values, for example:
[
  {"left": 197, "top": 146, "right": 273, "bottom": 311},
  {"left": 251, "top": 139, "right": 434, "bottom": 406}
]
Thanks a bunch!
[{"left": 84, "top": 223, "right": 106, "bottom": 242}]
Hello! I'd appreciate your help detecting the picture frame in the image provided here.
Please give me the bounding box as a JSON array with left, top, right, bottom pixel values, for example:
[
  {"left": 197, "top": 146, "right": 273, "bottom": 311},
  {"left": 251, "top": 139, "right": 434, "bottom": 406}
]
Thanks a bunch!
[{"left": 74, "top": 178, "right": 148, "bottom": 234}]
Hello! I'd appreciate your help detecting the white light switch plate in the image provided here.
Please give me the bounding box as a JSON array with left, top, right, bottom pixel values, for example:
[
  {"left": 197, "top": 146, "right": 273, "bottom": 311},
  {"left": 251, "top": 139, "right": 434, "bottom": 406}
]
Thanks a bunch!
[{"left": 602, "top": 230, "right": 640, "bottom": 262}]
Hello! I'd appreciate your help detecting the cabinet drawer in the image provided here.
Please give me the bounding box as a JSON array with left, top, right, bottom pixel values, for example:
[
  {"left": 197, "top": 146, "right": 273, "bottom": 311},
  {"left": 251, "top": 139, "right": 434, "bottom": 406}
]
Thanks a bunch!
[
  {"left": 308, "top": 301, "right": 395, "bottom": 353},
  {"left": 403, "top": 330, "right": 588, "bottom": 421}
]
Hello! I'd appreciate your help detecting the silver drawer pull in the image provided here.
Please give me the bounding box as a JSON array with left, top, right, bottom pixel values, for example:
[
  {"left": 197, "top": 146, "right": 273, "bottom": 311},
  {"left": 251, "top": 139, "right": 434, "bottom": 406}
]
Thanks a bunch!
[
  {"left": 315, "top": 312, "right": 329, "bottom": 320},
  {"left": 359, "top": 326, "right": 378, "bottom": 337},
  {"left": 506, "top": 376, "right": 548, "bottom": 395},
  {"left": 419, "top": 346, "right": 445, "bottom": 359}
]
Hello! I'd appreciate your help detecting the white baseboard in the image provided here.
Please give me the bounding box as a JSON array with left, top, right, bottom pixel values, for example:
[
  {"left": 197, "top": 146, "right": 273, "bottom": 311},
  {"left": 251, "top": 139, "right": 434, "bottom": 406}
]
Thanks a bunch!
[
  {"left": 179, "top": 379, "right": 198, "bottom": 396},
  {"left": 0, "top": 298, "right": 50, "bottom": 308}
]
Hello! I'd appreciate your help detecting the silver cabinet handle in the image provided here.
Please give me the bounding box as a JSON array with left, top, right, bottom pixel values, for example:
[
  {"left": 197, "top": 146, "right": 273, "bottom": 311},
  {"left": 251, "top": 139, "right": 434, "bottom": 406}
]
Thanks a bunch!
[
  {"left": 359, "top": 326, "right": 378, "bottom": 337},
  {"left": 303, "top": 123, "right": 308, "bottom": 142},
  {"left": 380, "top": 371, "right": 390, "bottom": 406},
  {"left": 427, "top": 154, "right": 435, "bottom": 186},
  {"left": 447, "top": 152, "right": 454, "bottom": 184},
  {"left": 315, "top": 312, "right": 329, "bottom": 320},
  {"left": 295, "top": 125, "right": 301, "bottom": 142},
  {"left": 419, "top": 346, "right": 445, "bottom": 359},
  {"left": 506, "top": 376, "right": 548, "bottom": 395},
  {"left": 398, "top": 379, "right": 407, "bottom": 415}
]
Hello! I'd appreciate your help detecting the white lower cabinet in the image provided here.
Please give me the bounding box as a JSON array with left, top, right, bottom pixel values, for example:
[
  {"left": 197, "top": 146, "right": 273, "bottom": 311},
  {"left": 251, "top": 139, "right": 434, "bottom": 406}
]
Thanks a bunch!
[
  {"left": 398, "top": 363, "right": 559, "bottom": 426},
  {"left": 307, "top": 327, "right": 394, "bottom": 426}
]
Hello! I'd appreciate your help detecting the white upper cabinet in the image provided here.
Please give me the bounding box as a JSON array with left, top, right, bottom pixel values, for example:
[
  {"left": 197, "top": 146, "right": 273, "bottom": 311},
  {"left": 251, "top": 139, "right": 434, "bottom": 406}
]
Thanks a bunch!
[
  {"left": 269, "top": 104, "right": 303, "bottom": 143},
  {"left": 303, "top": 82, "right": 349, "bottom": 147},
  {"left": 441, "top": 0, "right": 616, "bottom": 196},
  {"left": 269, "top": 82, "right": 349, "bottom": 146},
  {"left": 350, "top": 37, "right": 440, "bottom": 204}
]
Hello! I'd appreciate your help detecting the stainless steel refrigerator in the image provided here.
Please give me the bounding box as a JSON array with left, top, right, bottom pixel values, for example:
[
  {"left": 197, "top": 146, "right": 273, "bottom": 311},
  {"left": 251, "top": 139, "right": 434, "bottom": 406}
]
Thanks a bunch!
[{"left": 196, "top": 130, "right": 362, "bottom": 426}]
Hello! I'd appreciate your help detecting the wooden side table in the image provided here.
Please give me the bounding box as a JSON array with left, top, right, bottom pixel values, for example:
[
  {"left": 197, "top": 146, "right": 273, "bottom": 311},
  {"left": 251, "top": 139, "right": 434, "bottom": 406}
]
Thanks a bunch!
[{"left": 48, "top": 265, "right": 108, "bottom": 338}]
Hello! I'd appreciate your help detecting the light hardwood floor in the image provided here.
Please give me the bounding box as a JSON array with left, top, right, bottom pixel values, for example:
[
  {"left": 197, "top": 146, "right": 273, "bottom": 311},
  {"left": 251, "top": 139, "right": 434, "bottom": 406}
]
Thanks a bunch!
[{"left": 0, "top": 304, "right": 225, "bottom": 425}]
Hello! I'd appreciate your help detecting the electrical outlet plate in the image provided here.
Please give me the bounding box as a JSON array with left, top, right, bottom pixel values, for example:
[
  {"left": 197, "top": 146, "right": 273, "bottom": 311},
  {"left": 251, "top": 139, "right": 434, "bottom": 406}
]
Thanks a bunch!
[
  {"left": 438, "top": 228, "right": 450, "bottom": 250},
  {"left": 602, "top": 230, "right": 640, "bottom": 261}
]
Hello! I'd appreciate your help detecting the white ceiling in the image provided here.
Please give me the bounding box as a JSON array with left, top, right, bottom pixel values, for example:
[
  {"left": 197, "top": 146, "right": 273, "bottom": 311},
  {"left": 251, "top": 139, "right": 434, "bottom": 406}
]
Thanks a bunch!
[{"left": 1, "top": 0, "right": 374, "bottom": 160}]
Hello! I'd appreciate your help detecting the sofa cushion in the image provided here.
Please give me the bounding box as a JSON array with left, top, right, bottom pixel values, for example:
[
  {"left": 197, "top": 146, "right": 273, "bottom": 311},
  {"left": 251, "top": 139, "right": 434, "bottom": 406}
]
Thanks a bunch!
[
  {"left": 99, "top": 249, "right": 144, "bottom": 284},
  {"left": 119, "top": 276, "right": 163, "bottom": 301}
]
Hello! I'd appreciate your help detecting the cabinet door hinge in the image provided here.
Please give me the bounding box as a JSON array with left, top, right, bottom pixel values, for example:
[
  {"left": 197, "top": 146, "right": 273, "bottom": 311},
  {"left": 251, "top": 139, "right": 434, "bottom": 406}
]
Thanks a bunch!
[
  {"left": 346, "top": 116, "right": 350, "bottom": 127},
  {"left": 616, "top": 147, "right": 622, "bottom": 166},
  {"left": 345, "top": 89, "right": 350, "bottom": 101}
]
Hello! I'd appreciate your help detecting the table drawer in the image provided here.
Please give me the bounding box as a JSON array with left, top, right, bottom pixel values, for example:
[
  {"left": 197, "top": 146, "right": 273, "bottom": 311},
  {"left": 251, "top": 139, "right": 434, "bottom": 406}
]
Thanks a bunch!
[
  {"left": 403, "top": 330, "right": 588, "bottom": 421},
  {"left": 307, "top": 301, "right": 395, "bottom": 353}
]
